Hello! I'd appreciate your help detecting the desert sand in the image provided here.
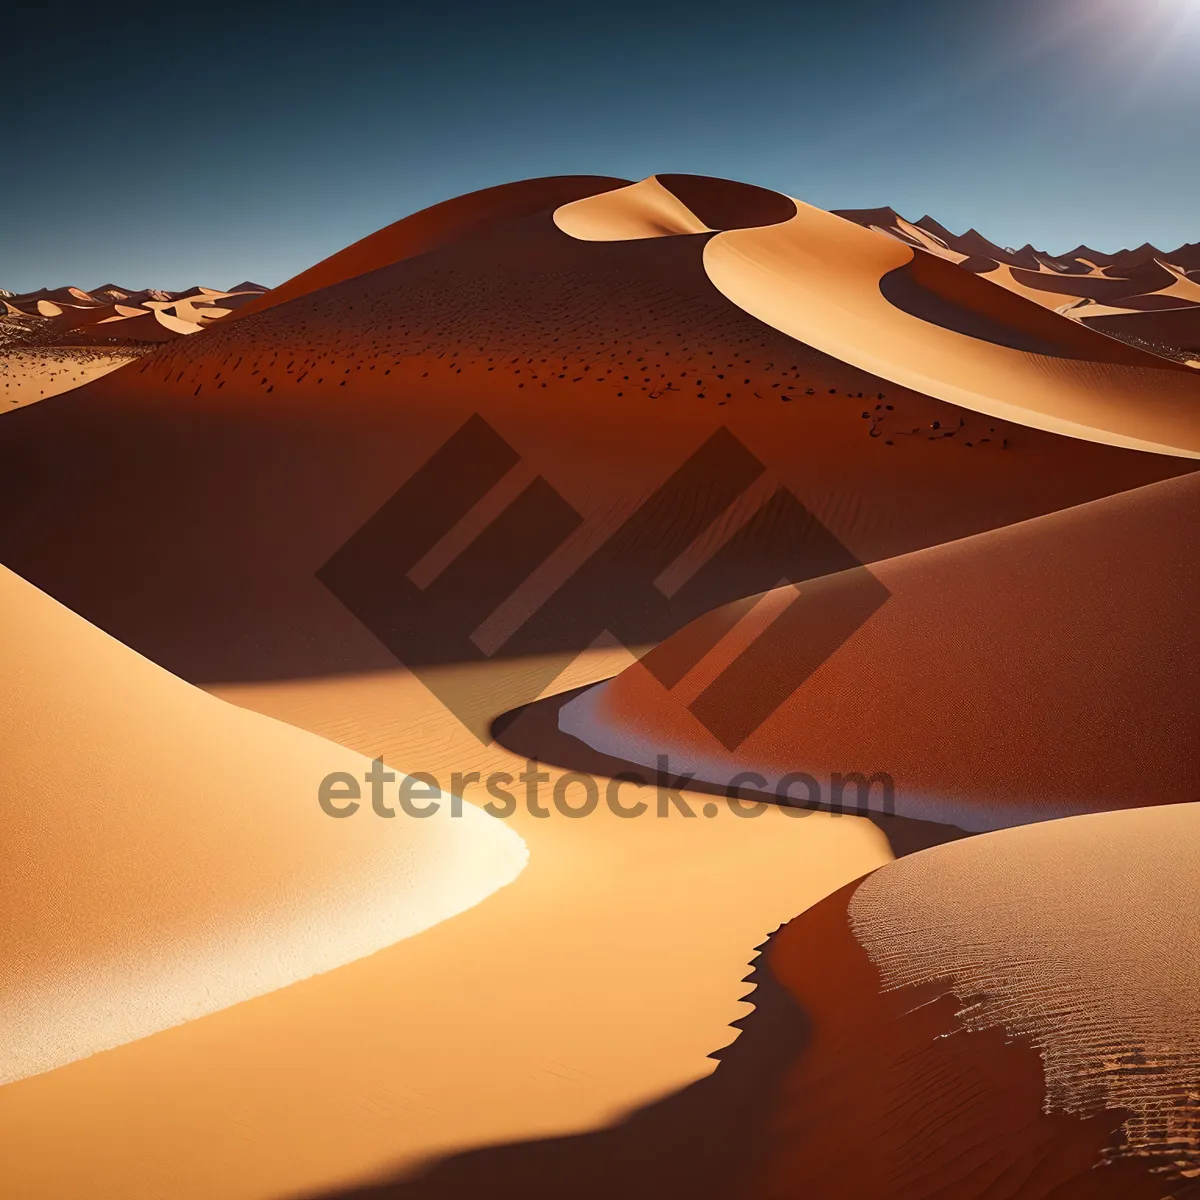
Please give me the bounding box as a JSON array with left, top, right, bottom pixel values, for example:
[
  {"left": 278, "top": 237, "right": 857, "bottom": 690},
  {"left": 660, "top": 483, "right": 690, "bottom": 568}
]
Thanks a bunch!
[
  {"left": 0, "top": 171, "right": 1196, "bottom": 1200},
  {"left": 560, "top": 470, "right": 1199, "bottom": 831},
  {"left": 0, "top": 642, "right": 893, "bottom": 1199},
  {"left": 701, "top": 198, "right": 1200, "bottom": 455},
  {"left": 836, "top": 207, "right": 1200, "bottom": 364},
  {"left": 0, "top": 347, "right": 144, "bottom": 410},
  {"left": 0, "top": 564, "right": 527, "bottom": 1086},
  {"left": 850, "top": 802, "right": 1200, "bottom": 1185}
]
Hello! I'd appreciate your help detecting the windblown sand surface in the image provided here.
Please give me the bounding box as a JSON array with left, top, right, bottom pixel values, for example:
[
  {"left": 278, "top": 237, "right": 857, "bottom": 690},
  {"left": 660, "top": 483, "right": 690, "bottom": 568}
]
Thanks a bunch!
[
  {"left": 849, "top": 803, "right": 1200, "bottom": 1185},
  {"left": 754, "top": 870, "right": 1179, "bottom": 1199},
  {"left": 0, "top": 565, "right": 527, "bottom": 1086},
  {"left": 560, "top": 471, "right": 1200, "bottom": 830},
  {"left": 836, "top": 207, "right": 1200, "bottom": 365},
  {"left": 1, "top": 283, "right": 266, "bottom": 358},
  {"left": 0, "top": 178, "right": 1189, "bottom": 689},
  {"left": 0, "top": 347, "right": 144, "bottom": 410}
]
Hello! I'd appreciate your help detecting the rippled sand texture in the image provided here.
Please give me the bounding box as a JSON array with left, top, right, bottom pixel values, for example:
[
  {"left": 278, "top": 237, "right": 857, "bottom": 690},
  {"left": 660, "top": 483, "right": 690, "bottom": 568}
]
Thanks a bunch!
[{"left": 849, "top": 803, "right": 1200, "bottom": 1184}]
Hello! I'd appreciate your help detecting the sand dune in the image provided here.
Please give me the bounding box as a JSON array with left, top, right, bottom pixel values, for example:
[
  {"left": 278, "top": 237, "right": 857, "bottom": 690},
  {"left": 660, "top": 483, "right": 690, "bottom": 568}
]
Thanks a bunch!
[
  {"left": 232, "top": 176, "right": 631, "bottom": 319},
  {"left": 0, "top": 347, "right": 145, "bottom": 411},
  {"left": 0, "top": 647, "right": 892, "bottom": 1200},
  {"left": 849, "top": 802, "right": 1200, "bottom": 1186},
  {"left": 560, "top": 471, "right": 1199, "bottom": 831},
  {"left": 0, "top": 177, "right": 1188, "bottom": 691},
  {"left": 0, "top": 564, "right": 527, "bottom": 1085},
  {"left": 553, "top": 175, "right": 797, "bottom": 242},
  {"left": 554, "top": 176, "right": 712, "bottom": 240},
  {"left": 836, "top": 208, "right": 1200, "bottom": 361},
  {"left": 751, "top": 806, "right": 1198, "bottom": 1199},
  {"left": 703, "top": 199, "right": 1200, "bottom": 455},
  {"left": 1, "top": 172, "right": 1196, "bottom": 1199}
]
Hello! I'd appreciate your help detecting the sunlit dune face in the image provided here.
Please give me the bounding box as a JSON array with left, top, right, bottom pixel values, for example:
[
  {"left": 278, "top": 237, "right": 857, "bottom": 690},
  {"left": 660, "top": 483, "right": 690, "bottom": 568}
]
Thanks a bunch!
[{"left": 850, "top": 803, "right": 1200, "bottom": 1180}]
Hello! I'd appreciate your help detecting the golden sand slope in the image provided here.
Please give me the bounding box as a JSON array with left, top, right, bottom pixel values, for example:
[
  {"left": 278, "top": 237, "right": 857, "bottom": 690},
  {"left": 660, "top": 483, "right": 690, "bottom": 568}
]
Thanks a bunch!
[
  {"left": 0, "top": 648, "right": 893, "bottom": 1200},
  {"left": 0, "top": 347, "right": 145, "bottom": 411},
  {"left": 553, "top": 176, "right": 711, "bottom": 240},
  {"left": 850, "top": 803, "right": 1200, "bottom": 1182},
  {"left": 703, "top": 200, "right": 1200, "bottom": 456},
  {"left": 0, "top": 566, "right": 526, "bottom": 1086}
]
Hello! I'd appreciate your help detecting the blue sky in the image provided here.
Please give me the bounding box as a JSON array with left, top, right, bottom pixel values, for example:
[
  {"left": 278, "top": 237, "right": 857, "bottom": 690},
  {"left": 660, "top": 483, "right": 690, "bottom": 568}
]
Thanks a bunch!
[{"left": 3, "top": 0, "right": 1197, "bottom": 292}]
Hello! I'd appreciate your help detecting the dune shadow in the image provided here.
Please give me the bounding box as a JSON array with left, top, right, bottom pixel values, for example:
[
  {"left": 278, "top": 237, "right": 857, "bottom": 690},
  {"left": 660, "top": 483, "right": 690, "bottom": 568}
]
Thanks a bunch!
[
  {"left": 296, "top": 931, "right": 810, "bottom": 1200},
  {"left": 879, "top": 252, "right": 1150, "bottom": 364},
  {"left": 489, "top": 683, "right": 972, "bottom": 860}
]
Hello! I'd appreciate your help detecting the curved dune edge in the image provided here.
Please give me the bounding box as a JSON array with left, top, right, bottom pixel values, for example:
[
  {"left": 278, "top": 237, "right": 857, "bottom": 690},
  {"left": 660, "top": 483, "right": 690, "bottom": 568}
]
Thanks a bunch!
[
  {"left": 553, "top": 174, "right": 798, "bottom": 243},
  {"left": 235, "top": 175, "right": 631, "bottom": 319},
  {"left": 558, "top": 472, "right": 1200, "bottom": 832},
  {"left": 553, "top": 176, "right": 711, "bottom": 241},
  {"left": 703, "top": 200, "right": 1200, "bottom": 457},
  {"left": 850, "top": 803, "right": 1200, "bottom": 1182},
  {"left": 0, "top": 565, "right": 527, "bottom": 1085},
  {"left": 761, "top": 875, "right": 1172, "bottom": 1197}
]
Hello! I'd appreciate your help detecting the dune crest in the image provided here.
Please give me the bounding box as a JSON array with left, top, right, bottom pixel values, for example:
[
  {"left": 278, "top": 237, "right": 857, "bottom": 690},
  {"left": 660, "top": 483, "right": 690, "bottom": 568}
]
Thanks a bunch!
[
  {"left": 0, "top": 565, "right": 526, "bottom": 1085},
  {"left": 703, "top": 199, "right": 1200, "bottom": 456},
  {"left": 554, "top": 174, "right": 797, "bottom": 242},
  {"left": 553, "top": 176, "right": 712, "bottom": 241}
]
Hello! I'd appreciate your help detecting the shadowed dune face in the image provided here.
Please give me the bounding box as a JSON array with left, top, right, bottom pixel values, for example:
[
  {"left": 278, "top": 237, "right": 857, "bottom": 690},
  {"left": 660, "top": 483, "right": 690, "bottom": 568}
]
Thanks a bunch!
[
  {"left": 559, "top": 472, "right": 1200, "bottom": 831},
  {"left": 1086, "top": 306, "right": 1200, "bottom": 361},
  {"left": 879, "top": 248, "right": 1154, "bottom": 360},
  {"left": 654, "top": 174, "right": 796, "bottom": 231},
  {"left": 848, "top": 803, "right": 1200, "bottom": 1188},
  {"left": 0, "top": 190, "right": 1190, "bottom": 688},
  {"left": 0, "top": 565, "right": 527, "bottom": 1086},
  {"left": 755, "top": 876, "right": 1178, "bottom": 1199},
  {"left": 235, "top": 175, "right": 632, "bottom": 317},
  {"left": 835, "top": 208, "right": 1200, "bottom": 362},
  {"left": 703, "top": 200, "right": 1200, "bottom": 456}
]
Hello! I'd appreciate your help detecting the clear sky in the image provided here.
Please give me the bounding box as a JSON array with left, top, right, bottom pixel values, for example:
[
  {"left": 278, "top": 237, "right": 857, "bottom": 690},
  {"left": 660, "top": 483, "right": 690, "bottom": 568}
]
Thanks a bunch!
[{"left": 3, "top": 0, "right": 1197, "bottom": 292}]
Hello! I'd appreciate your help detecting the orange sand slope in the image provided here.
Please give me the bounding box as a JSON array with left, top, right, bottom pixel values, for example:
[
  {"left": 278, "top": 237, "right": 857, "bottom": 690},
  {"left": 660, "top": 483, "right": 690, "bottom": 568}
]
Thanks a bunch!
[
  {"left": 0, "top": 564, "right": 526, "bottom": 1086},
  {"left": 756, "top": 807, "right": 1200, "bottom": 1198},
  {"left": 232, "top": 175, "right": 631, "bottom": 318},
  {"left": 553, "top": 174, "right": 796, "bottom": 241},
  {"left": 0, "top": 176, "right": 1190, "bottom": 690},
  {"left": 700, "top": 200, "right": 1200, "bottom": 456},
  {"left": 561, "top": 470, "right": 1200, "bottom": 831},
  {"left": 0, "top": 649, "right": 894, "bottom": 1200},
  {"left": 845, "top": 802, "right": 1200, "bottom": 1191}
]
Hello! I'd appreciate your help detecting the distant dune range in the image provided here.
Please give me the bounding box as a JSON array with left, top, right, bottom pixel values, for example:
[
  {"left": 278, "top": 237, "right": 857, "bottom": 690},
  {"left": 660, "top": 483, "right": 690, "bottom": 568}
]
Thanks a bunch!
[
  {"left": 0, "top": 173, "right": 1197, "bottom": 1200},
  {"left": 1, "top": 282, "right": 267, "bottom": 408},
  {"left": 2, "top": 282, "right": 267, "bottom": 346},
  {"left": 836, "top": 205, "right": 1200, "bottom": 363}
]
